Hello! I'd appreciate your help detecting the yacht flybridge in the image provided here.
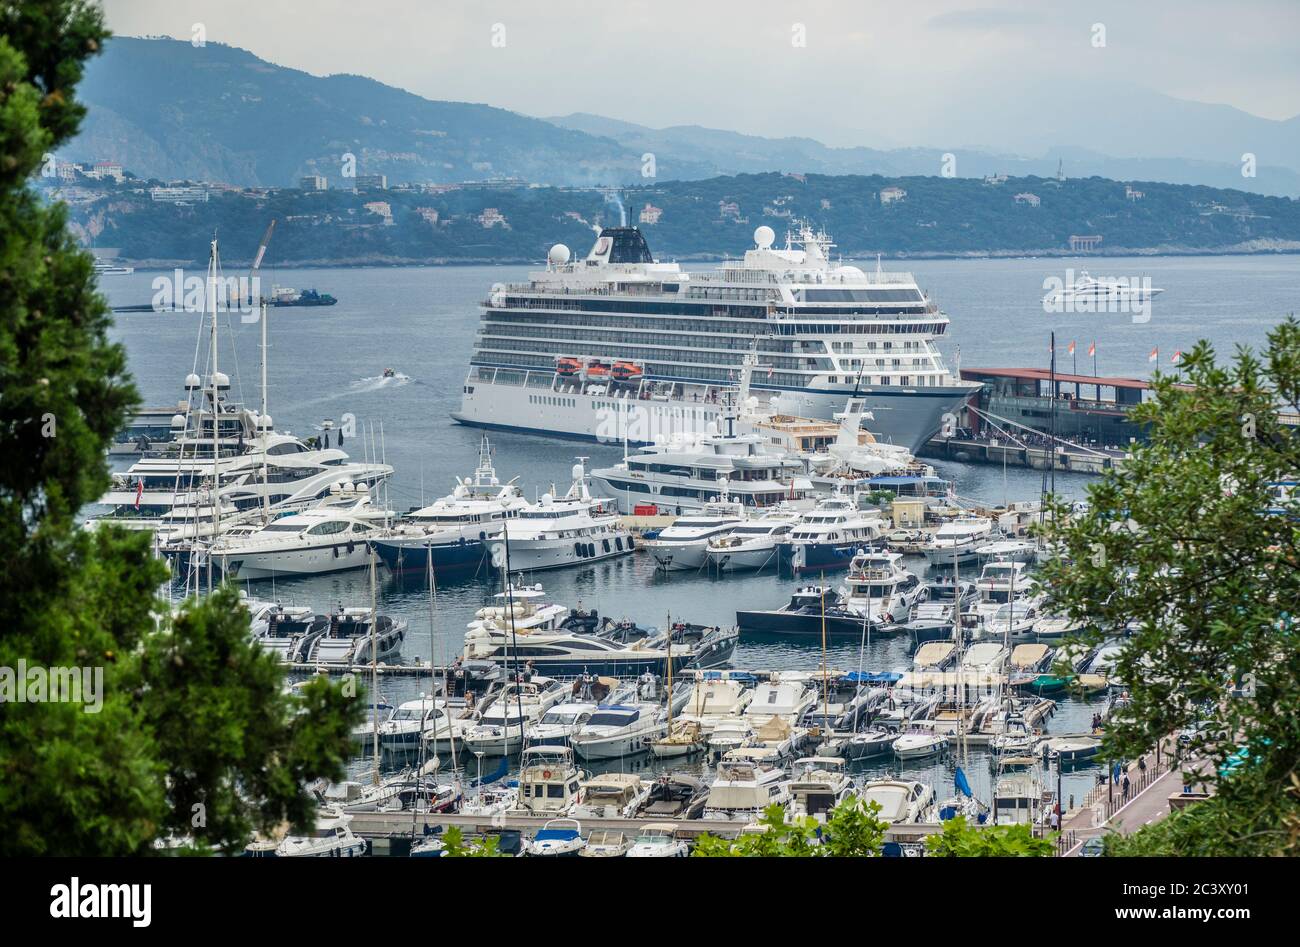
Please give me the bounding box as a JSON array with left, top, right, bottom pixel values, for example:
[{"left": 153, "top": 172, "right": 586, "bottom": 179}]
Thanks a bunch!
[{"left": 455, "top": 223, "right": 979, "bottom": 453}]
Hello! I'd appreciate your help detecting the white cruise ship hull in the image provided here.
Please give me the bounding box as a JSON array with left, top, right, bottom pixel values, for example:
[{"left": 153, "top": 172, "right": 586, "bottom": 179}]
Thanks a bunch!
[{"left": 454, "top": 376, "right": 973, "bottom": 455}]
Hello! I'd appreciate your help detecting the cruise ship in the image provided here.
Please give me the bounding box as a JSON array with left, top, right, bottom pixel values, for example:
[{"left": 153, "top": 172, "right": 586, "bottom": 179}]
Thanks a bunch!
[{"left": 454, "top": 223, "right": 980, "bottom": 452}]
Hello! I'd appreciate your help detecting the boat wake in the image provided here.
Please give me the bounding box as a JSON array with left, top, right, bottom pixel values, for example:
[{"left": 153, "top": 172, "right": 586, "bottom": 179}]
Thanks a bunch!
[{"left": 351, "top": 373, "right": 411, "bottom": 392}]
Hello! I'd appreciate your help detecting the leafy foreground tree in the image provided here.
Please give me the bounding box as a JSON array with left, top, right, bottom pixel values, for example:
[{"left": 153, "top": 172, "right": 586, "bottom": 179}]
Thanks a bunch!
[
  {"left": 692, "top": 796, "right": 889, "bottom": 856},
  {"left": 440, "top": 826, "right": 502, "bottom": 858},
  {"left": 924, "top": 815, "right": 1055, "bottom": 857},
  {"left": 1040, "top": 320, "right": 1300, "bottom": 856},
  {"left": 0, "top": 0, "right": 359, "bottom": 855}
]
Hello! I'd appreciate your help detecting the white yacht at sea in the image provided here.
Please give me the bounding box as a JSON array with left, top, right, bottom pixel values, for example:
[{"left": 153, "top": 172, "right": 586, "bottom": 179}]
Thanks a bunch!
[
  {"left": 704, "top": 507, "right": 800, "bottom": 572},
  {"left": 496, "top": 461, "right": 634, "bottom": 572},
  {"left": 455, "top": 223, "right": 978, "bottom": 452}
]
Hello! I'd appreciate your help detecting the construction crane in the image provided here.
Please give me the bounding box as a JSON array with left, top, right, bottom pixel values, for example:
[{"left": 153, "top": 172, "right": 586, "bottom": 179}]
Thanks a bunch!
[{"left": 246, "top": 219, "right": 276, "bottom": 306}]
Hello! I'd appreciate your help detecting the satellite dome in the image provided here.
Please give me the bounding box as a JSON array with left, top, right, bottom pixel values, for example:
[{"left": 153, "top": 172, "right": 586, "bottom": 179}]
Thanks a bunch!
[
  {"left": 548, "top": 243, "right": 571, "bottom": 265},
  {"left": 170, "top": 413, "right": 186, "bottom": 429},
  {"left": 183, "top": 373, "right": 201, "bottom": 390},
  {"left": 212, "top": 371, "right": 231, "bottom": 389},
  {"left": 570, "top": 463, "right": 585, "bottom": 481},
  {"left": 754, "top": 225, "right": 775, "bottom": 249},
  {"left": 258, "top": 414, "right": 272, "bottom": 430}
]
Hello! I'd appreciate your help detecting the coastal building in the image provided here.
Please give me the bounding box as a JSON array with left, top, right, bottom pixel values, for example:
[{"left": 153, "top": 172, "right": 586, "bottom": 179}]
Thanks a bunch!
[
  {"left": 638, "top": 203, "right": 662, "bottom": 224},
  {"left": 353, "top": 173, "right": 387, "bottom": 190},
  {"left": 149, "top": 185, "right": 209, "bottom": 204},
  {"left": 416, "top": 207, "right": 440, "bottom": 225},
  {"left": 718, "top": 200, "right": 741, "bottom": 220},
  {"left": 85, "top": 161, "right": 125, "bottom": 182},
  {"left": 1069, "top": 234, "right": 1103, "bottom": 251},
  {"left": 478, "top": 207, "right": 508, "bottom": 228},
  {"left": 880, "top": 187, "right": 907, "bottom": 205},
  {"left": 1125, "top": 185, "right": 1145, "bottom": 201},
  {"left": 363, "top": 201, "right": 394, "bottom": 224},
  {"left": 1014, "top": 192, "right": 1040, "bottom": 207},
  {"left": 984, "top": 173, "right": 1009, "bottom": 186},
  {"left": 299, "top": 174, "right": 327, "bottom": 191}
]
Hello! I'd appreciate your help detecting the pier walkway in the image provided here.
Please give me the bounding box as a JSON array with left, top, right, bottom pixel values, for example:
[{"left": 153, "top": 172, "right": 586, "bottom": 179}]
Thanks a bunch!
[{"left": 1058, "top": 738, "right": 1211, "bottom": 855}]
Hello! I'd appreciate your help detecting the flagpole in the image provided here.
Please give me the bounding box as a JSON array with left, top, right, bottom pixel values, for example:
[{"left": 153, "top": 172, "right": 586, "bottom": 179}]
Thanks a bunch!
[{"left": 1092, "top": 341, "right": 1097, "bottom": 378}]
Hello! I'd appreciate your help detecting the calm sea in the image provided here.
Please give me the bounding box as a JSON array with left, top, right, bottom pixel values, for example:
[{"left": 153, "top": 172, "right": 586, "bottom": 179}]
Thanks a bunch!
[{"left": 99, "top": 253, "right": 1298, "bottom": 799}]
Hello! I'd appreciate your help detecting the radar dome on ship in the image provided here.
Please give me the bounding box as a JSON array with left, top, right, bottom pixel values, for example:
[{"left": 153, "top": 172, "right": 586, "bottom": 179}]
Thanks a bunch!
[
  {"left": 183, "top": 373, "right": 201, "bottom": 390},
  {"left": 257, "top": 414, "right": 273, "bottom": 430},
  {"left": 548, "top": 244, "right": 571, "bottom": 265},
  {"left": 754, "top": 225, "right": 775, "bottom": 249},
  {"left": 170, "top": 413, "right": 186, "bottom": 429},
  {"left": 211, "top": 371, "right": 230, "bottom": 389},
  {"left": 570, "top": 463, "right": 585, "bottom": 480}
]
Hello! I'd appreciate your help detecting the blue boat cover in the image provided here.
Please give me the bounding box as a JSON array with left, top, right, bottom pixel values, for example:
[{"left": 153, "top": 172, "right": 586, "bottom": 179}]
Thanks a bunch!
[
  {"left": 955, "top": 766, "right": 973, "bottom": 798},
  {"left": 844, "top": 670, "right": 902, "bottom": 683}
]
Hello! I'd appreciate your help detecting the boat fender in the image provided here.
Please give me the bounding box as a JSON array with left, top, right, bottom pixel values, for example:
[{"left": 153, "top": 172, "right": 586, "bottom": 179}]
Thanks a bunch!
[
  {"left": 333, "top": 546, "right": 339, "bottom": 558},
  {"left": 542, "top": 770, "right": 552, "bottom": 779}
]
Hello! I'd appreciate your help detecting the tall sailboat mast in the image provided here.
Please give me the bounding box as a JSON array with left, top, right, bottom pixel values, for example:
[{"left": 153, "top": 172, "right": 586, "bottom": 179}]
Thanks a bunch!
[{"left": 206, "top": 237, "right": 219, "bottom": 593}]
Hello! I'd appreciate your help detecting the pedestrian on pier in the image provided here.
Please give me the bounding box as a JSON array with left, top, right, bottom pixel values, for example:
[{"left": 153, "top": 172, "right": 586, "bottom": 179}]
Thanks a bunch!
[
  {"left": 1138, "top": 756, "right": 1147, "bottom": 775},
  {"left": 1121, "top": 773, "right": 1131, "bottom": 801}
]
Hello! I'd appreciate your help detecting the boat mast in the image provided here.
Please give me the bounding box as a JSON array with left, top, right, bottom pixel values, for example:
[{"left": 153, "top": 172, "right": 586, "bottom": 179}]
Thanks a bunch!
[
  {"left": 500, "top": 520, "right": 527, "bottom": 766},
  {"left": 665, "top": 611, "right": 673, "bottom": 732},
  {"left": 819, "top": 587, "right": 830, "bottom": 727},
  {"left": 260, "top": 298, "right": 270, "bottom": 525},
  {"left": 370, "top": 537, "right": 380, "bottom": 788},
  {"left": 206, "top": 237, "right": 219, "bottom": 594}
]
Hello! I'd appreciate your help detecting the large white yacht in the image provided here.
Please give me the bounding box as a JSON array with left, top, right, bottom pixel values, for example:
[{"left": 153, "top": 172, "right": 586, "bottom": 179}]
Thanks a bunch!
[
  {"left": 921, "top": 515, "right": 995, "bottom": 568},
  {"left": 704, "top": 507, "right": 800, "bottom": 572},
  {"left": 640, "top": 499, "right": 746, "bottom": 571},
  {"left": 840, "top": 550, "right": 927, "bottom": 625},
  {"left": 455, "top": 224, "right": 979, "bottom": 453},
  {"left": 369, "top": 435, "right": 528, "bottom": 575},
  {"left": 94, "top": 374, "right": 392, "bottom": 539},
  {"left": 495, "top": 461, "right": 634, "bottom": 572},
  {"left": 780, "top": 495, "right": 889, "bottom": 572}
]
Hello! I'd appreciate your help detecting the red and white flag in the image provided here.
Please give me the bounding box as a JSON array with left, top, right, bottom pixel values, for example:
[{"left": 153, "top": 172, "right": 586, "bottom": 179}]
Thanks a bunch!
[
  {"left": 134, "top": 479, "right": 144, "bottom": 510},
  {"left": 1088, "top": 341, "right": 1096, "bottom": 357},
  {"left": 1171, "top": 350, "right": 1182, "bottom": 364},
  {"left": 1068, "top": 341, "right": 1076, "bottom": 355},
  {"left": 1148, "top": 347, "right": 1158, "bottom": 363}
]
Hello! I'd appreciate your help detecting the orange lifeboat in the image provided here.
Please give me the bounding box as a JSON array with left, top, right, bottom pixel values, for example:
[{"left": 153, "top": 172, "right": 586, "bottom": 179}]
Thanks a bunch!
[
  {"left": 611, "top": 361, "right": 643, "bottom": 382},
  {"left": 584, "top": 361, "right": 612, "bottom": 379},
  {"left": 556, "top": 357, "right": 582, "bottom": 376}
]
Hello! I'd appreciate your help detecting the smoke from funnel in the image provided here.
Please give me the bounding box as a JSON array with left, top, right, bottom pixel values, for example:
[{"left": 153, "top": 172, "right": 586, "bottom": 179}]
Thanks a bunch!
[{"left": 606, "top": 192, "right": 627, "bottom": 227}]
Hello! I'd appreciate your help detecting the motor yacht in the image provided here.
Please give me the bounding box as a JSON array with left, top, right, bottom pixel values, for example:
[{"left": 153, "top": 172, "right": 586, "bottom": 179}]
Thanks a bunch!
[
  {"left": 497, "top": 461, "right": 634, "bottom": 571},
  {"left": 459, "top": 676, "right": 569, "bottom": 757},
  {"left": 858, "top": 778, "right": 935, "bottom": 824},
  {"left": 570, "top": 703, "right": 669, "bottom": 760},
  {"left": 780, "top": 495, "right": 888, "bottom": 573},
  {"left": 571, "top": 774, "right": 652, "bottom": 819},
  {"left": 641, "top": 499, "right": 746, "bottom": 571},
  {"left": 243, "top": 806, "right": 367, "bottom": 858},
  {"left": 703, "top": 507, "right": 799, "bottom": 571},
  {"left": 626, "top": 822, "right": 689, "bottom": 858},
  {"left": 512, "top": 746, "right": 587, "bottom": 815},
  {"left": 921, "top": 515, "right": 994, "bottom": 568},
  {"left": 302, "top": 606, "right": 406, "bottom": 665},
  {"left": 787, "top": 757, "right": 855, "bottom": 822},
  {"left": 701, "top": 760, "right": 791, "bottom": 822},
  {"left": 841, "top": 550, "right": 927, "bottom": 625}
]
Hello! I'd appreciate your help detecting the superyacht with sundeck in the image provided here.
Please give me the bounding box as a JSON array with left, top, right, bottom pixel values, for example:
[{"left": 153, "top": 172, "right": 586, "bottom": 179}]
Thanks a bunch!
[{"left": 454, "top": 223, "right": 979, "bottom": 453}]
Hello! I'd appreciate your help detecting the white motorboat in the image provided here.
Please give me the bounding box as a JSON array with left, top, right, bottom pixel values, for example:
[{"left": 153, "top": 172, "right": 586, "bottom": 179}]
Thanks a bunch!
[
  {"left": 787, "top": 757, "right": 855, "bottom": 822},
  {"left": 858, "top": 778, "right": 935, "bottom": 824},
  {"left": 991, "top": 756, "right": 1046, "bottom": 826},
  {"left": 369, "top": 435, "right": 529, "bottom": 574},
  {"left": 701, "top": 760, "right": 791, "bottom": 822},
  {"left": 974, "top": 538, "right": 1037, "bottom": 565},
  {"left": 571, "top": 774, "right": 652, "bottom": 819},
  {"left": 1033, "top": 613, "right": 1084, "bottom": 641},
  {"left": 512, "top": 746, "right": 587, "bottom": 815},
  {"left": 523, "top": 818, "right": 586, "bottom": 857},
  {"left": 580, "top": 829, "right": 633, "bottom": 858},
  {"left": 243, "top": 806, "right": 368, "bottom": 858},
  {"left": 781, "top": 495, "right": 888, "bottom": 573},
  {"left": 841, "top": 549, "right": 927, "bottom": 626},
  {"left": 570, "top": 703, "right": 668, "bottom": 760},
  {"left": 921, "top": 515, "right": 994, "bottom": 568},
  {"left": 676, "top": 677, "right": 755, "bottom": 733},
  {"left": 525, "top": 701, "right": 596, "bottom": 747},
  {"left": 626, "top": 822, "right": 689, "bottom": 858},
  {"left": 459, "top": 676, "right": 569, "bottom": 757},
  {"left": 376, "top": 697, "right": 467, "bottom": 755},
  {"left": 301, "top": 606, "right": 406, "bottom": 665},
  {"left": 641, "top": 499, "right": 746, "bottom": 571},
  {"left": 704, "top": 507, "right": 799, "bottom": 571},
  {"left": 203, "top": 487, "right": 393, "bottom": 579},
  {"left": 459, "top": 785, "right": 519, "bottom": 818},
  {"left": 1042, "top": 270, "right": 1163, "bottom": 308},
  {"left": 707, "top": 678, "right": 816, "bottom": 760},
  {"left": 892, "top": 727, "right": 947, "bottom": 759},
  {"left": 494, "top": 461, "right": 634, "bottom": 571}
]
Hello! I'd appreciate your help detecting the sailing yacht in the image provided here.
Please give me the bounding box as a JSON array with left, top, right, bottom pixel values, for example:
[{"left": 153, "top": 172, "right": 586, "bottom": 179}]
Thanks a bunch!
[{"left": 498, "top": 461, "right": 634, "bottom": 571}]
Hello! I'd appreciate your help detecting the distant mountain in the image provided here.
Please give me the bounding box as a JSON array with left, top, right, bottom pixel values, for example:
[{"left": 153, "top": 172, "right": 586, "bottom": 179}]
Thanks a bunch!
[
  {"left": 69, "top": 37, "right": 684, "bottom": 187},
  {"left": 547, "top": 114, "right": 1300, "bottom": 198}
]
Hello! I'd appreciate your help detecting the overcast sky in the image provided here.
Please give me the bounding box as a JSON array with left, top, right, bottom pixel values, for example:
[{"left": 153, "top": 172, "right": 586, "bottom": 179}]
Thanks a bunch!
[{"left": 102, "top": 0, "right": 1300, "bottom": 149}]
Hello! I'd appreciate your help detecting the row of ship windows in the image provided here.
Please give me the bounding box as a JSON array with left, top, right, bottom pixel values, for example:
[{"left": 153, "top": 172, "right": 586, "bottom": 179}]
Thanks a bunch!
[
  {"left": 480, "top": 361, "right": 936, "bottom": 388},
  {"left": 480, "top": 335, "right": 827, "bottom": 370},
  {"left": 483, "top": 311, "right": 940, "bottom": 337},
  {"left": 499, "top": 297, "right": 929, "bottom": 319},
  {"left": 528, "top": 395, "right": 577, "bottom": 407}
]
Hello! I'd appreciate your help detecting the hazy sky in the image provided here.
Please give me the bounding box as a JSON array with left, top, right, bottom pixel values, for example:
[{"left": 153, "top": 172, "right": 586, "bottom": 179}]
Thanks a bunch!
[{"left": 102, "top": 0, "right": 1300, "bottom": 149}]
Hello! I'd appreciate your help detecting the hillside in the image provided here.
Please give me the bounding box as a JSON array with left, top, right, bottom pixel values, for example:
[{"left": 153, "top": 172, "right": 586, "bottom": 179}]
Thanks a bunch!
[
  {"left": 69, "top": 37, "right": 685, "bottom": 187},
  {"left": 62, "top": 171, "right": 1300, "bottom": 268}
]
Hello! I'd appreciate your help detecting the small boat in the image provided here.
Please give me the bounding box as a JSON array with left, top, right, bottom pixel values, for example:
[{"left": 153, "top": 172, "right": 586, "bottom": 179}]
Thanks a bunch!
[
  {"left": 556, "top": 357, "right": 583, "bottom": 376},
  {"left": 523, "top": 818, "right": 586, "bottom": 857},
  {"left": 626, "top": 822, "right": 689, "bottom": 858},
  {"left": 635, "top": 774, "right": 709, "bottom": 820},
  {"left": 580, "top": 829, "right": 632, "bottom": 858},
  {"left": 1042, "top": 734, "right": 1103, "bottom": 764},
  {"left": 571, "top": 774, "right": 651, "bottom": 819},
  {"left": 858, "top": 778, "right": 935, "bottom": 824},
  {"left": 893, "top": 727, "right": 947, "bottom": 759},
  {"left": 611, "top": 360, "right": 643, "bottom": 382},
  {"left": 816, "top": 726, "right": 895, "bottom": 762},
  {"left": 651, "top": 719, "right": 706, "bottom": 758},
  {"left": 382, "top": 367, "right": 396, "bottom": 379},
  {"left": 787, "top": 757, "right": 855, "bottom": 822},
  {"left": 243, "top": 806, "right": 368, "bottom": 858}
]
